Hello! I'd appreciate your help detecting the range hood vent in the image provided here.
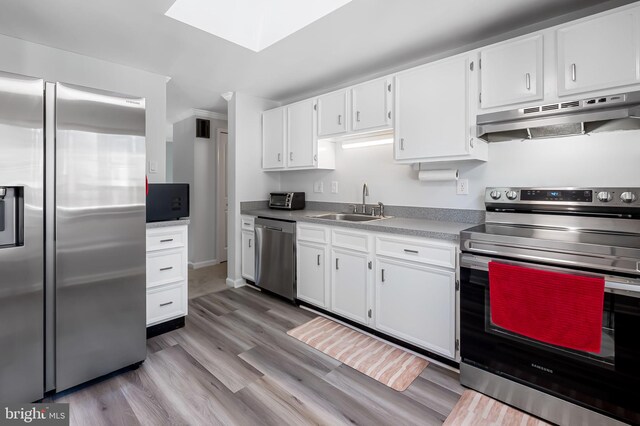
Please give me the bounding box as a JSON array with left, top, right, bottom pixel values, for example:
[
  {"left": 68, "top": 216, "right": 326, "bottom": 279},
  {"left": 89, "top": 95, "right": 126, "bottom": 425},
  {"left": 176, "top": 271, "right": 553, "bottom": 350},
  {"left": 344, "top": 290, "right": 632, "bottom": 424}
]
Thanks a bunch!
[{"left": 477, "top": 91, "right": 640, "bottom": 142}]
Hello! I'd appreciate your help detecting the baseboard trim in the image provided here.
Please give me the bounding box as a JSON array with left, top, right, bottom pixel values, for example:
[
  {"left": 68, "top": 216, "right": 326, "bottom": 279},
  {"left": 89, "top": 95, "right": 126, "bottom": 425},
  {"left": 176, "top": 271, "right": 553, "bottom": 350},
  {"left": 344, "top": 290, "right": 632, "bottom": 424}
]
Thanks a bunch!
[
  {"left": 189, "top": 259, "right": 220, "bottom": 269},
  {"left": 226, "top": 277, "right": 246, "bottom": 288}
]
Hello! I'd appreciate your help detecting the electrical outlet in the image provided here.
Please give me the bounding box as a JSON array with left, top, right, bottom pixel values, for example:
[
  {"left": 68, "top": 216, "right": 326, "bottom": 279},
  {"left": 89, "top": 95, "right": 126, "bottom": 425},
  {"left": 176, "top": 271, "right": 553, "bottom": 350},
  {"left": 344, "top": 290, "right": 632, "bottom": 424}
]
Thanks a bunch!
[
  {"left": 457, "top": 179, "right": 469, "bottom": 195},
  {"left": 148, "top": 160, "right": 158, "bottom": 174},
  {"left": 313, "top": 181, "right": 324, "bottom": 193},
  {"left": 331, "top": 181, "right": 339, "bottom": 194}
]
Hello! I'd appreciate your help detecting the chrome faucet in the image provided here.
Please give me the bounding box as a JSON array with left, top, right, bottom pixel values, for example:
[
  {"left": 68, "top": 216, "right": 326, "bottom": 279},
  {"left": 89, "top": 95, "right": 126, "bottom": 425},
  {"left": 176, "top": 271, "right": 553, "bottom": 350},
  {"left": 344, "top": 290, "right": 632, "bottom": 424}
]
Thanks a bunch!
[{"left": 361, "top": 183, "right": 369, "bottom": 214}]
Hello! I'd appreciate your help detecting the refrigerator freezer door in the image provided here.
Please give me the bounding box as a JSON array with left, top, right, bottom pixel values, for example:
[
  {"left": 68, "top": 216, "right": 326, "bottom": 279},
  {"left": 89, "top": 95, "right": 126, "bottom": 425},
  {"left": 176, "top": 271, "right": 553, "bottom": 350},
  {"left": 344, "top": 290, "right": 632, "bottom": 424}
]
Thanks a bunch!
[
  {"left": 55, "top": 83, "right": 146, "bottom": 391},
  {"left": 0, "top": 71, "right": 44, "bottom": 402}
]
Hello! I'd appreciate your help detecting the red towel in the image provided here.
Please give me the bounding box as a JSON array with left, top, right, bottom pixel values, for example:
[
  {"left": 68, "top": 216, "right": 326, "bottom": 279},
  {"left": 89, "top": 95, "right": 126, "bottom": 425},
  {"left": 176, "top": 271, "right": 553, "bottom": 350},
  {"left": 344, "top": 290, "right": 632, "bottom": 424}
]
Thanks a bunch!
[{"left": 489, "top": 262, "right": 604, "bottom": 353}]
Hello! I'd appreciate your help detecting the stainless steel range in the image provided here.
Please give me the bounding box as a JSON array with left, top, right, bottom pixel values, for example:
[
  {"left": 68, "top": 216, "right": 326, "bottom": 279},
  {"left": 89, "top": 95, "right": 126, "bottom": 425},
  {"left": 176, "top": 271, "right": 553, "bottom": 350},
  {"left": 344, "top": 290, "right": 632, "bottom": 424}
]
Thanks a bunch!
[{"left": 459, "top": 187, "right": 640, "bottom": 426}]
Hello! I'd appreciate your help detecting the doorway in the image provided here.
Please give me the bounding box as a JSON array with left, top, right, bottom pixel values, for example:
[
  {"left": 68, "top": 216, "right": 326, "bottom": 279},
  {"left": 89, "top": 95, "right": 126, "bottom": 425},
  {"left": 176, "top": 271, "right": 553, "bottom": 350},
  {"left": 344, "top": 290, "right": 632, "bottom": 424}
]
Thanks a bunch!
[{"left": 216, "top": 129, "right": 228, "bottom": 262}]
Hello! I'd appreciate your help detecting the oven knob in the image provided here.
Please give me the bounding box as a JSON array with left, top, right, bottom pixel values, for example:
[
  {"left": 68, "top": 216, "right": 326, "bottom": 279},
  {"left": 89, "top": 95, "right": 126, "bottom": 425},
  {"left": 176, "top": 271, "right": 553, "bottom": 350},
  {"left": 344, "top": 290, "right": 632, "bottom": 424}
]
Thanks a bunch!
[
  {"left": 620, "top": 192, "right": 637, "bottom": 203},
  {"left": 489, "top": 190, "right": 501, "bottom": 200},
  {"left": 506, "top": 190, "right": 518, "bottom": 200},
  {"left": 596, "top": 191, "right": 613, "bottom": 202}
]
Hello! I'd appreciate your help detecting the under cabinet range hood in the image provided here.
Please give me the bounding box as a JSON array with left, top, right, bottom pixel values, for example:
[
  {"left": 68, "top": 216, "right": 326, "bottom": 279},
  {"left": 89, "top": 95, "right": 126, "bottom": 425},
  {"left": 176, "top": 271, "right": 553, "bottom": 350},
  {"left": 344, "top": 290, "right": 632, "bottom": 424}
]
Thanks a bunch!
[{"left": 476, "top": 91, "right": 640, "bottom": 142}]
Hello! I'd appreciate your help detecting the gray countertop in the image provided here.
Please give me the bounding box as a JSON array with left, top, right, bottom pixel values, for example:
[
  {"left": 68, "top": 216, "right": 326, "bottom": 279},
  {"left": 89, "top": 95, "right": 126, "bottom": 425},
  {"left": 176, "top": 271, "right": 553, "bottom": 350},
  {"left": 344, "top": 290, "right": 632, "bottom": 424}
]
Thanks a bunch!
[
  {"left": 241, "top": 209, "right": 476, "bottom": 241},
  {"left": 146, "top": 219, "right": 190, "bottom": 229}
]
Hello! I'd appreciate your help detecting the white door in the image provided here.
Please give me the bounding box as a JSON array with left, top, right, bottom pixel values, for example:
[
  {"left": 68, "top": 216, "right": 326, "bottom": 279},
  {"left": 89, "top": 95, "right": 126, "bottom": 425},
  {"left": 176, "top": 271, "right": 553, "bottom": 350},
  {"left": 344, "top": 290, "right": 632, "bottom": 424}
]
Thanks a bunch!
[
  {"left": 287, "top": 99, "right": 316, "bottom": 168},
  {"left": 241, "top": 230, "right": 255, "bottom": 281},
  {"left": 557, "top": 10, "right": 640, "bottom": 96},
  {"left": 351, "top": 78, "right": 391, "bottom": 132},
  {"left": 394, "top": 55, "right": 470, "bottom": 161},
  {"left": 297, "top": 241, "right": 329, "bottom": 308},
  {"left": 317, "top": 90, "right": 348, "bottom": 137},
  {"left": 375, "top": 258, "right": 456, "bottom": 358},
  {"left": 262, "top": 107, "right": 285, "bottom": 169},
  {"left": 216, "top": 129, "right": 228, "bottom": 262},
  {"left": 331, "top": 248, "right": 369, "bottom": 325},
  {"left": 480, "top": 35, "right": 544, "bottom": 109}
]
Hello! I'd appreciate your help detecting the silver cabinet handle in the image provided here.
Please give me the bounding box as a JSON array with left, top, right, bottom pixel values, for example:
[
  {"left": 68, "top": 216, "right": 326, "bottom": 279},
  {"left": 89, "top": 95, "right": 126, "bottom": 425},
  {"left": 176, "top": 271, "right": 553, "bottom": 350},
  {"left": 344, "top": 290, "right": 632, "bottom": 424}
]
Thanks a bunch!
[
  {"left": 338, "top": 114, "right": 342, "bottom": 125},
  {"left": 336, "top": 258, "right": 339, "bottom": 270},
  {"left": 317, "top": 254, "right": 321, "bottom": 266},
  {"left": 356, "top": 111, "right": 361, "bottom": 122},
  {"left": 249, "top": 239, "right": 252, "bottom": 248},
  {"left": 159, "top": 301, "right": 173, "bottom": 307},
  {"left": 525, "top": 73, "right": 531, "bottom": 90},
  {"left": 400, "top": 138, "right": 405, "bottom": 151},
  {"left": 290, "top": 152, "right": 293, "bottom": 161},
  {"left": 571, "top": 63, "right": 576, "bottom": 82},
  {"left": 381, "top": 269, "right": 385, "bottom": 282},
  {"left": 160, "top": 266, "right": 173, "bottom": 271},
  {"left": 404, "top": 249, "right": 419, "bottom": 254},
  {"left": 160, "top": 239, "right": 173, "bottom": 243},
  {"left": 277, "top": 153, "right": 281, "bottom": 162}
]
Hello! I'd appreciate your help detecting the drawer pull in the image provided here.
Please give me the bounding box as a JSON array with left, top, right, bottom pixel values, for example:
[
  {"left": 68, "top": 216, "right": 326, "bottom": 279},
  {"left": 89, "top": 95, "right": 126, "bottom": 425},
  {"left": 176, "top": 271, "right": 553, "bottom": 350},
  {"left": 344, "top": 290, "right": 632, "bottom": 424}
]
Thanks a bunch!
[
  {"left": 381, "top": 269, "right": 385, "bottom": 283},
  {"left": 404, "top": 249, "right": 419, "bottom": 254},
  {"left": 160, "top": 266, "right": 174, "bottom": 271},
  {"left": 160, "top": 238, "right": 174, "bottom": 243},
  {"left": 159, "top": 301, "right": 174, "bottom": 307},
  {"left": 336, "top": 258, "right": 339, "bottom": 270},
  {"left": 317, "top": 254, "right": 321, "bottom": 266},
  {"left": 249, "top": 239, "right": 252, "bottom": 248}
]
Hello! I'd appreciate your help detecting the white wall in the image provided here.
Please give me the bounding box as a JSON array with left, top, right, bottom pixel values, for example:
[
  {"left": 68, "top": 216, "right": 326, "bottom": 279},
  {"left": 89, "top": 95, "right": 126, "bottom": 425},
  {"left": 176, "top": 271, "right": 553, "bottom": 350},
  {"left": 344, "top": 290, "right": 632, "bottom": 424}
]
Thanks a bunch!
[
  {"left": 0, "top": 33, "right": 168, "bottom": 182},
  {"left": 227, "top": 93, "right": 280, "bottom": 287},
  {"left": 173, "top": 115, "right": 227, "bottom": 267},
  {"left": 279, "top": 130, "right": 640, "bottom": 210}
]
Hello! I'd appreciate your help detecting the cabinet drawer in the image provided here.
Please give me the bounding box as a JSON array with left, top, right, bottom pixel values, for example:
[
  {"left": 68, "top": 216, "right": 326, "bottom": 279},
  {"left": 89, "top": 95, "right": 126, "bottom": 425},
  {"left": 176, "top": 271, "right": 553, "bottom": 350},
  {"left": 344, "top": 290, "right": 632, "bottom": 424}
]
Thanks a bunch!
[
  {"left": 147, "top": 248, "right": 186, "bottom": 288},
  {"left": 147, "top": 283, "right": 186, "bottom": 326},
  {"left": 146, "top": 228, "right": 185, "bottom": 252},
  {"left": 241, "top": 216, "right": 255, "bottom": 231},
  {"left": 332, "top": 228, "right": 371, "bottom": 252},
  {"left": 298, "top": 223, "right": 329, "bottom": 244},
  {"left": 375, "top": 235, "right": 456, "bottom": 269}
]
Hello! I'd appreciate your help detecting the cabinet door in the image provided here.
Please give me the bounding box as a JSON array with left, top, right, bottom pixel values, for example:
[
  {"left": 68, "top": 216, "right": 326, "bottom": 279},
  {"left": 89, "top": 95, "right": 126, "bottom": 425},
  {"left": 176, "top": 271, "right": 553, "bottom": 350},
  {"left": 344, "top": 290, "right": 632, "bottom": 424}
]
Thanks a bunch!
[
  {"left": 262, "top": 107, "right": 285, "bottom": 169},
  {"left": 318, "top": 91, "right": 348, "bottom": 137},
  {"left": 375, "top": 258, "right": 456, "bottom": 358},
  {"left": 297, "top": 242, "right": 329, "bottom": 308},
  {"left": 331, "top": 248, "right": 369, "bottom": 325},
  {"left": 394, "top": 55, "right": 469, "bottom": 161},
  {"left": 241, "top": 230, "right": 255, "bottom": 281},
  {"left": 351, "top": 78, "right": 391, "bottom": 132},
  {"left": 287, "top": 99, "right": 317, "bottom": 168},
  {"left": 480, "top": 35, "right": 543, "bottom": 109},
  {"left": 557, "top": 10, "right": 640, "bottom": 96}
]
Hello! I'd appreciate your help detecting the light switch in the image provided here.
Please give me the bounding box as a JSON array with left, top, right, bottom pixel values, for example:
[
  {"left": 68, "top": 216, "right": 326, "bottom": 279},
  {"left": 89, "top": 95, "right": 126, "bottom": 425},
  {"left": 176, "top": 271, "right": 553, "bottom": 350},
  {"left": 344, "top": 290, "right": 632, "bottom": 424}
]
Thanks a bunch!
[
  {"left": 331, "top": 181, "right": 339, "bottom": 194},
  {"left": 148, "top": 160, "right": 158, "bottom": 174},
  {"left": 314, "top": 181, "right": 324, "bottom": 193}
]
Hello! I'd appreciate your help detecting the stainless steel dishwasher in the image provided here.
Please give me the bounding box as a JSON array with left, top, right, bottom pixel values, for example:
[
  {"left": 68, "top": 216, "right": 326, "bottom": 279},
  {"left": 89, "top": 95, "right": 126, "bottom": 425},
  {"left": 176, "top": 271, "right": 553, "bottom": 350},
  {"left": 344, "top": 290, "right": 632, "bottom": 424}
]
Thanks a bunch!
[{"left": 254, "top": 217, "right": 296, "bottom": 301}]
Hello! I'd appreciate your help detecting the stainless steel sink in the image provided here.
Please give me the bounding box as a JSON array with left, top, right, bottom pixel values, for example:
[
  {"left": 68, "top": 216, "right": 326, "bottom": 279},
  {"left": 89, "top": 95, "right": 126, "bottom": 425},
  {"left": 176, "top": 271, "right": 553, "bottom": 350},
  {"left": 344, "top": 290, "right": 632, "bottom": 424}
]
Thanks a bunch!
[{"left": 311, "top": 213, "right": 388, "bottom": 222}]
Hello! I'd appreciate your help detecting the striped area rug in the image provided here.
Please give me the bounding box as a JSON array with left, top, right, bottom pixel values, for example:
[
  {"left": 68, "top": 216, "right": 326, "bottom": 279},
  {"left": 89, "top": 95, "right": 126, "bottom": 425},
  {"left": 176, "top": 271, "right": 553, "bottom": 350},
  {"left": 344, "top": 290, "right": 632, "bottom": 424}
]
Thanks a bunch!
[
  {"left": 444, "top": 390, "right": 551, "bottom": 426},
  {"left": 287, "top": 316, "right": 428, "bottom": 391}
]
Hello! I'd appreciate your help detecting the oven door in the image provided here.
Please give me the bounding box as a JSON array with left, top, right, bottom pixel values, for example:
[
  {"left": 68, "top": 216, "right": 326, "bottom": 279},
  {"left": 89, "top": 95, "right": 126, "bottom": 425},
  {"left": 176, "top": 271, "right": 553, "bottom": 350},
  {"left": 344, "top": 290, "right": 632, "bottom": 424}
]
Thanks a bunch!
[{"left": 460, "top": 253, "right": 640, "bottom": 425}]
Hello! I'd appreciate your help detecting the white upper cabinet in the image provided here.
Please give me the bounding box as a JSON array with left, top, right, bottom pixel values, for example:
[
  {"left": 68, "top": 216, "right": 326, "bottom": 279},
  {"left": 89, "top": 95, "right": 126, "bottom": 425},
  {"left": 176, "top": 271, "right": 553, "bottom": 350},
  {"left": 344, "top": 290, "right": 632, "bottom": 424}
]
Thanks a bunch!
[
  {"left": 287, "top": 99, "right": 317, "bottom": 168},
  {"left": 351, "top": 78, "right": 392, "bottom": 132},
  {"left": 394, "top": 54, "right": 487, "bottom": 163},
  {"left": 262, "top": 107, "right": 285, "bottom": 169},
  {"left": 480, "top": 35, "right": 544, "bottom": 109},
  {"left": 557, "top": 9, "right": 640, "bottom": 96},
  {"left": 317, "top": 90, "right": 348, "bottom": 137}
]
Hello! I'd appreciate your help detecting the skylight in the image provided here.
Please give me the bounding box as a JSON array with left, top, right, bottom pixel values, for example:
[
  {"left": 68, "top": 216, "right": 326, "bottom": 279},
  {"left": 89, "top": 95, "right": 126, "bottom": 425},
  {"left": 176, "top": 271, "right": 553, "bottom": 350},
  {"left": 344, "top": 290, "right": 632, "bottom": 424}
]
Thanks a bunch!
[{"left": 165, "top": 0, "right": 353, "bottom": 52}]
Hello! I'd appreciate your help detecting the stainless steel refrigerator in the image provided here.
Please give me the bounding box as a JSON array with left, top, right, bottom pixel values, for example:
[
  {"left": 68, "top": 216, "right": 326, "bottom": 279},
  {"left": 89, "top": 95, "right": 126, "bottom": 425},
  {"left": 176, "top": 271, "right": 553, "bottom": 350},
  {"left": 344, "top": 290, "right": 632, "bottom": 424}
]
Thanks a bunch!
[{"left": 0, "top": 70, "right": 146, "bottom": 402}]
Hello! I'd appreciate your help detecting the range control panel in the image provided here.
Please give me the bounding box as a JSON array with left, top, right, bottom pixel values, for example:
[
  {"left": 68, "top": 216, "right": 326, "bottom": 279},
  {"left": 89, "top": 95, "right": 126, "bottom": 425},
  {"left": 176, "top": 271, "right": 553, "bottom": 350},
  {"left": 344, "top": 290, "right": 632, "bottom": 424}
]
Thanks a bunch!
[{"left": 485, "top": 187, "right": 639, "bottom": 207}]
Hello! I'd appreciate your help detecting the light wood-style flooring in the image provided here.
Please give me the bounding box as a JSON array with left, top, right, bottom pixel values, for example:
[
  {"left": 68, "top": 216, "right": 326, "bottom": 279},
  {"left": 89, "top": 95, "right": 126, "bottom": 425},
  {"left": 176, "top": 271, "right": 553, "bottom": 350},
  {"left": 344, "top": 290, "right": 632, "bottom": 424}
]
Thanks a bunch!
[{"left": 49, "top": 286, "right": 466, "bottom": 425}]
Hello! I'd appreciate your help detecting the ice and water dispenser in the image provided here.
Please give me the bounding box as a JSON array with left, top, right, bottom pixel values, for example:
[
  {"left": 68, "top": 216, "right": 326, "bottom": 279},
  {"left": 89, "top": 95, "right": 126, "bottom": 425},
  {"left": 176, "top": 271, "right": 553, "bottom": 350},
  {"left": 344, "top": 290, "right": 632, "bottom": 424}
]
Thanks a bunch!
[{"left": 0, "top": 186, "right": 23, "bottom": 247}]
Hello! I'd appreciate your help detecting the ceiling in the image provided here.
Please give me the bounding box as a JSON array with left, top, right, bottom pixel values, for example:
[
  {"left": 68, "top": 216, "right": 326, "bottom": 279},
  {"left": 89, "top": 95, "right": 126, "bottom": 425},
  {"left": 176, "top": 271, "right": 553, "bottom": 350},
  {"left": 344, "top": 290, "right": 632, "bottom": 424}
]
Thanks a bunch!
[{"left": 0, "top": 0, "right": 633, "bottom": 123}]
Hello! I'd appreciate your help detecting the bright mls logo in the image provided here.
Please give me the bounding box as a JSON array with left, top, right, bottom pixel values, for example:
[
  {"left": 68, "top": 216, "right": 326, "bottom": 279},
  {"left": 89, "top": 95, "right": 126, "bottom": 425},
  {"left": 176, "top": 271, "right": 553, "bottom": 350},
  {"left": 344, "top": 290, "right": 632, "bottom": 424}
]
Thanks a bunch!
[{"left": 1, "top": 404, "right": 68, "bottom": 425}]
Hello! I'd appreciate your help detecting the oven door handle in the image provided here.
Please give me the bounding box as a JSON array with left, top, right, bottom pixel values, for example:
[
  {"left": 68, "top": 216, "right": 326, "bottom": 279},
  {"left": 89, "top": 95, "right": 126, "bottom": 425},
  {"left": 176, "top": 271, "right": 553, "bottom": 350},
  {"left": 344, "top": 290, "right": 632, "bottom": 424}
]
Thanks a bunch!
[{"left": 460, "top": 253, "right": 640, "bottom": 297}]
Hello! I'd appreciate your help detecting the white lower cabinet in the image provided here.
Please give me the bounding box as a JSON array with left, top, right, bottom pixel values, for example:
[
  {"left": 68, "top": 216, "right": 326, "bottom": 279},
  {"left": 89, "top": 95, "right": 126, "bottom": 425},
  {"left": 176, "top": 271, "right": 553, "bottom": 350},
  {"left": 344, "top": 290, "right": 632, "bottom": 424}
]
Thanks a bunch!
[
  {"left": 375, "top": 258, "right": 456, "bottom": 358},
  {"left": 241, "top": 216, "right": 255, "bottom": 282},
  {"left": 295, "top": 222, "right": 458, "bottom": 359},
  {"left": 297, "top": 241, "right": 329, "bottom": 308},
  {"left": 331, "top": 248, "right": 370, "bottom": 325},
  {"left": 146, "top": 223, "right": 189, "bottom": 327}
]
